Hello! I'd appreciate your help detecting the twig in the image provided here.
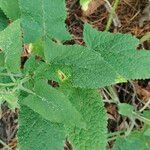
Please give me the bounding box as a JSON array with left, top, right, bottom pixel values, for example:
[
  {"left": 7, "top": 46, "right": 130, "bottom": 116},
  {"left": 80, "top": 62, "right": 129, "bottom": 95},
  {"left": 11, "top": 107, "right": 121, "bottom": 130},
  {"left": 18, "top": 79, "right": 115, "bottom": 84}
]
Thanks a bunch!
[
  {"left": 105, "top": 0, "right": 121, "bottom": 31},
  {"left": 139, "top": 99, "right": 150, "bottom": 112},
  {"left": 0, "top": 139, "right": 12, "bottom": 150}
]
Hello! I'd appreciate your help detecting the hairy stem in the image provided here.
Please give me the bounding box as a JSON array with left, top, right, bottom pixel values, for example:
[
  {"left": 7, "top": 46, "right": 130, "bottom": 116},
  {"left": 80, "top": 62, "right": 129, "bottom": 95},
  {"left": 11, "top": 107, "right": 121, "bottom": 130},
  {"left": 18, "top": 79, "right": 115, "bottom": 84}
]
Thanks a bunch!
[{"left": 105, "top": 0, "right": 121, "bottom": 31}]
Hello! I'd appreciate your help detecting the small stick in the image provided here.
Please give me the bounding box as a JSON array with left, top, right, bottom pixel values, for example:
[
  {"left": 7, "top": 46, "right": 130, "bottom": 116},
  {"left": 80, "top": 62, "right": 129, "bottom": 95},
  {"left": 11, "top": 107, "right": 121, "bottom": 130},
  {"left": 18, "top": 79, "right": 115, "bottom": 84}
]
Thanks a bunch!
[{"left": 105, "top": 0, "right": 121, "bottom": 31}]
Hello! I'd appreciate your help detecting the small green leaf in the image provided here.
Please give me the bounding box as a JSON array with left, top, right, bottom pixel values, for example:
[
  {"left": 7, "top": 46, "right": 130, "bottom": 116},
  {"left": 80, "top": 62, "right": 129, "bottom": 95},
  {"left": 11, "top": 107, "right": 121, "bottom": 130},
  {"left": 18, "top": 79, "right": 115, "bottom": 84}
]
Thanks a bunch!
[
  {"left": 80, "top": 0, "right": 91, "bottom": 11},
  {"left": 143, "top": 110, "right": 150, "bottom": 120},
  {"left": 113, "top": 130, "right": 150, "bottom": 150},
  {"left": 23, "top": 56, "right": 40, "bottom": 75},
  {"left": 118, "top": 103, "right": 134, "bottom": 117},
  {"left": 0, "top": 91, "right": 19, "bottom": 109},
  {"left": 144, "top": 128, "right": 150, "bottom": 137},
  {"left": 21, "top": 80, "right": 85, "bottom": 128},
  {"left": 0, "top": 20, "right": 22, "bottom": 73},
  {"left": 31, "top": 39, "right": 44, "bottom": 58}
]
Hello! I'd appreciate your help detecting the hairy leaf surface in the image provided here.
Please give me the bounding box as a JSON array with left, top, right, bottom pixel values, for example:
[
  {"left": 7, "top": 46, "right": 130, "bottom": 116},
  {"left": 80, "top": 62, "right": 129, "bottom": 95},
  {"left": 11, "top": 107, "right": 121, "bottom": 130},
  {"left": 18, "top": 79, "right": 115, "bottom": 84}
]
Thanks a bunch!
[
  {"left": 21, "top": 80, "right": 85, "bottom": 128},
  {"left": 0, "top": 9, "right": 8, "bottom": 31},
  {"left": 0, "top": 20, "right": 22, "bottom": 73},
  {"left": 18, "top": 106, "right": 65, "bottom": 150},
  {"left": 45, "top": 40, "right": 119, "bottom": 88},
  {"left": 60, "top": 86, "right": 107, "bottom": 150},
  {"left": 113, "top": 130, "right": 150, "bottom": 150},
  {"left": 0, "top": 0, "right": 20, "bottom": 20},
  {"left": 19, "top": 0, "right": 70, "bottom": 43},
  {"left": 84, "top": 24, "right": 150, "bottom": 82}
]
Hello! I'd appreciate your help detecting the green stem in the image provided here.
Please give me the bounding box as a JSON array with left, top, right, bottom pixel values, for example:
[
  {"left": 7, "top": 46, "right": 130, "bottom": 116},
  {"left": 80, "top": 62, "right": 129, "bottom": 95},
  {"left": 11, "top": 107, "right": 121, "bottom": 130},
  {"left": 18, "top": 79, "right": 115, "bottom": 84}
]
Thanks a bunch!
[
  {"left": 108, "top": 130, "right": 125, "bottom": 138},
  {"left": 0, "top": 82, "right": 17, "bottom": 87},
  {"left": 0, "top": 139, "right": 12, "bottom": 150},
  {"left": 140, "top": 32, "right": 150, "bottom": 43},
  {"left": 134, "top": 113, "right": 150, "bottom": 125},
  {"left": 20, "top": 86, "right": 36, "bottom": 95},
  {"left": 0, "top": 73, "right": 23, "bottom": 77},
  {"left": 125, "top": 119, "right": 135, "bottom": 136},
  {"left": 107, "top": 131, "right": 125, "bottom": 141},
  {"left": 105, "top": 0, "right": 120, "bottom": 31},
  {"left": 107, "top": 86, "right": 120, "bottom": 103}
]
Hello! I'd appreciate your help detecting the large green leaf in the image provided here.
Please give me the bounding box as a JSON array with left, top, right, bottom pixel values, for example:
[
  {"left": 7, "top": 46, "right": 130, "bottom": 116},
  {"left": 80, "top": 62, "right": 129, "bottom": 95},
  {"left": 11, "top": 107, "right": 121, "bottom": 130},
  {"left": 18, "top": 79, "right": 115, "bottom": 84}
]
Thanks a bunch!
[
  {"left": 18, "top": 106, "right": 65, "bottom": 150},
  {"left": 0, "top": 0, "right": 20, "bottom": 20},
  {"left": 60, "top": 86, "right": 107, "bottom": 150},
  {"left": 44, "top": 24, "right": 150, "bottom": 88},
  {"left": 44, "top": 40, "right": 120, "bottom": 88},
  {"left": 21, "top": 80, "right": 85, "bottom": 128},
  {"left": 19, "top": 0, "right": 71, "bottom": 43},
  {"left": 84, "top": 24, "right": 150, "bottom": 82},
  {"left": 0, "top": 20, "right": 22, "bottom": 73}
]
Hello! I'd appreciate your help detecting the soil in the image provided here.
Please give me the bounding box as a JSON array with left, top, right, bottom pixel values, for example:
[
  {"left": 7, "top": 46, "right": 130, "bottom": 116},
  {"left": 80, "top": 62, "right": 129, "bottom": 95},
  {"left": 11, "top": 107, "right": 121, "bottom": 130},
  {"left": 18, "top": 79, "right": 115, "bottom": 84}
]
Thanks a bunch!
[{"left": 0, "top": 0, "right": 150, "bottom": 149}]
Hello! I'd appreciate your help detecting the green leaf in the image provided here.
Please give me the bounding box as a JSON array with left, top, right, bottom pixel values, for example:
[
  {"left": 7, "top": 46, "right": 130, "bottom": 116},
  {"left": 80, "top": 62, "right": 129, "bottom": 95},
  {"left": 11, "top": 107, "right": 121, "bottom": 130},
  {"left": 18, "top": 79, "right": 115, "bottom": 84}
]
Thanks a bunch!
[
  {"left": 18, "top": 106, "right": 65, "bottom": 150},
  {"left": 31, "top": 39, "right": 44, "bottom": 58},
  {"left": 0, "top": 90, "right": 19, "bottom": 109},
  {"left": 113, "top": 130, "right": 150, "bottom": 150},
  {"left": 118, "top": 103, "right": 134, "bottom": 117},
  {"left": 0, "top": 20, "right": 22, "bottom": 73},
  {"left": 45, "top": 40, "right": 119, "bottom": 88},
  {"left": 80, "top": 0, "right": 91, "bottom": 11},
  {"left": 84, "top": 24, "right": 150, "bottom": 82},
  {"left": 0, "top": 52, "right": 4, "bottom": 67},
  {"left": 21, "top": 80, "right": 85, "bottom": 128},
  {"left": 0, "top": 9, "right": 8, "bottom": 31},
  {"left": 23, "top": 56, "right": 40, "bottom": 75},
  {"left": 143, "top": 110, "right": 150, "bottom": 120},
  {"left": 19, "top": 0, "right": 71, "bottom": 43},
  {"left": 61, "top": 87, "right": 107, "bottom": 150},
  {"left": 0, "top": 0, "right": 20, "bottom": 20}
]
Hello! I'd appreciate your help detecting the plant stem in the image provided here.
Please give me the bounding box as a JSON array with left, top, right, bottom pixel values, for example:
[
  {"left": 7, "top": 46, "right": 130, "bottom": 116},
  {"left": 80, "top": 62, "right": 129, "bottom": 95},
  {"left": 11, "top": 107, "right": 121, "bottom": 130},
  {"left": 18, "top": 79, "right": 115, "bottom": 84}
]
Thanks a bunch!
[
  {"left": 105, "top": 0, "right": 120, "bottom": 31},
  {"left": 107, "top": 131, "right": 125, "bottom": 141},
  {"left": 108, "top": 130, "right": 125, "bottom": 138},
  {"left": 140, "top": 32, "right": 150, "bottom": 43},
  {"left": 0, "top": 73, "right": 23, "bottom": 77},
  {"left": 139, "top": 99, "right": 150, "bottom": 112},
  {"left": 0, "top": 139, "right": 12, "bottom": 150},
  {"left": 0, "top": 82, "right": 17, "bottom": 87},
  {"left": 107, "top": 86, "right": 120, "bottom": 103},
  {"left": 134, "top": 113, "right": 150, "bottom": 125},
  {"left": 125, "top": 119, "right": 135, "bottom": 136}
]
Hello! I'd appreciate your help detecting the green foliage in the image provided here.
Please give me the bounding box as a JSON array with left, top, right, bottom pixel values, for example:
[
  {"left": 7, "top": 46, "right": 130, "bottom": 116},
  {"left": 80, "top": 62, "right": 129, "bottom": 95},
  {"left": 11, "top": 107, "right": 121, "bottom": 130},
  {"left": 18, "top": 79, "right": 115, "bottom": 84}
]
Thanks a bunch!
[
  {"left": 0, "top": 20, "right": 22, "bottom": 73},
  {"left": 0, "top": 0, "right": 20, "bottom": 20},
  {"left": 18, "top": 106, "right": 65, "bottom": 150},
  {"left": 118, "top": 103, "right": 135, "bottom": 117},
  {"left": 113, "top": 128, "right": 150, "bottom": 150},
  {"left": 80, "top": 0, "right": 91, "bottom": 11},
  {"left": 44, "top": 39, "right": 118, "bottom": 88},
  {"left": 0, "top": 0, "right": 150, "bottom": 150},
  {"left": 0, "top": 9, "right": 9, "bottom": 31},
  {"left": 63, "top": 87, "right": 107, "bottom": 150},
  {"left": 0, "top": 90, "right": 19, "bottom": 109},
  {"left": 84, "top": 24, "right": 150, "bottom": 82},
  {"left": 19, "top": 0, "right": 71, "bottom": 43},
  {"left": 21, "top": 80, "right": 85, "bottom": 128}
]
